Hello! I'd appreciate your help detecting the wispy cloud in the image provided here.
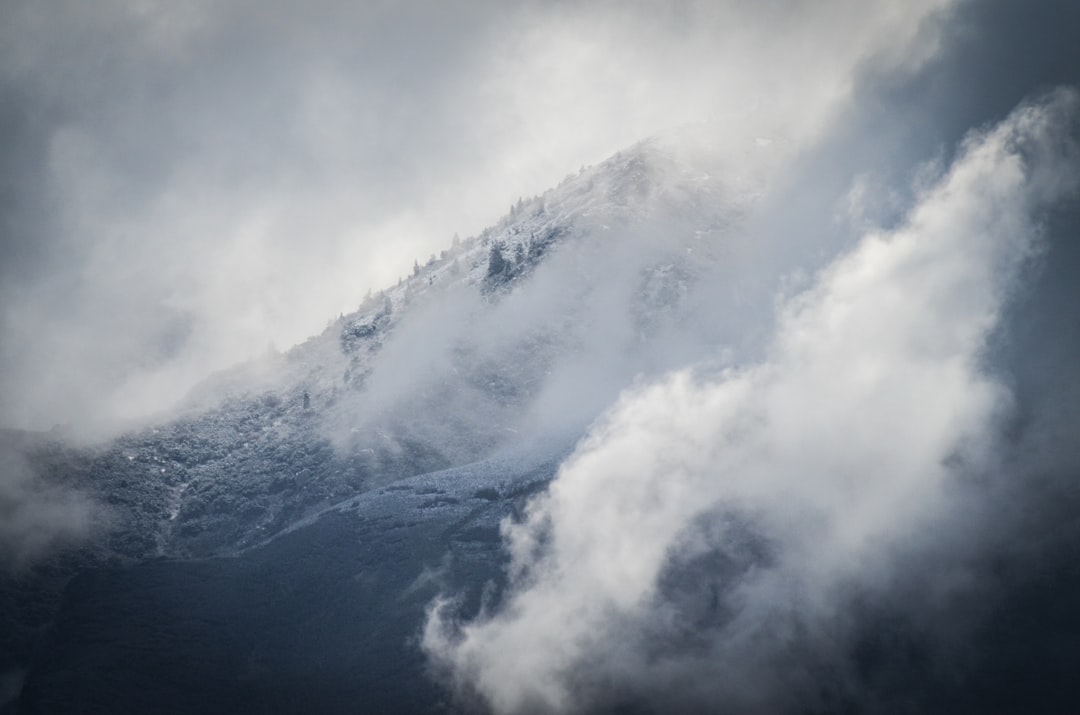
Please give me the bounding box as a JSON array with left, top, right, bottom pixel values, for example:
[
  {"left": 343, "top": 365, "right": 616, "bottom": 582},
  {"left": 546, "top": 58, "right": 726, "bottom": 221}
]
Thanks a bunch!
[
  {"left": 0, "top": 0, "right": 951, "bottom": 436},
  {"left": 0, "top": 439, "right": 103, "bottom": 571}
]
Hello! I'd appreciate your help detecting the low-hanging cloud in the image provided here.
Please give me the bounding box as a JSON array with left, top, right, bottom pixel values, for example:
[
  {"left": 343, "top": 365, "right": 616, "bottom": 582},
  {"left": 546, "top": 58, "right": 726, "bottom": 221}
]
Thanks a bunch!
[
  {"left": 422, "top": 88, "right": 1080, "bottom": 714},
  {"left": 0, "top": 439, "right": 103, "bottom": 571},
  {"left": 316, "top": 125, "right": 796, "bottom": 472}
]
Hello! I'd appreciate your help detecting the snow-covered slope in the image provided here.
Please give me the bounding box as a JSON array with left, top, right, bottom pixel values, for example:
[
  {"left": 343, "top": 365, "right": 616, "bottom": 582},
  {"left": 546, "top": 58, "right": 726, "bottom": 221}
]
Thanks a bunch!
[
  {"left": 17, "top": 131, "right": 763, "bottom": 563},
  {"left": 0, "top": 131, "right": 779, "bottom": 712}
]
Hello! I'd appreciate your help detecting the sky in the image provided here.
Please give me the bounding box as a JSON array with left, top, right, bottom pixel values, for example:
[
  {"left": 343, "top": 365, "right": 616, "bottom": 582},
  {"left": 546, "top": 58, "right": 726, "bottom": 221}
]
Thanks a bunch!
[
  {"left": 1, "top": 0, "right": 1077, "bottom": 436},
  {"left": 0, "top": 1, "right": 1076, "bottom": 436}
]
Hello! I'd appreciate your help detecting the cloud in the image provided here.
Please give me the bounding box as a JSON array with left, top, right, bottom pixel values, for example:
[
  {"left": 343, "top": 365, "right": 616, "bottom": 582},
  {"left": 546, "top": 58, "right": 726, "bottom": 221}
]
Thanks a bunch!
[
  {"left": 0, "top": 0, "right": 953, "bottom": 437},
  {"left": 422, "top": 88, "right": 1080, "bottom": 714}
]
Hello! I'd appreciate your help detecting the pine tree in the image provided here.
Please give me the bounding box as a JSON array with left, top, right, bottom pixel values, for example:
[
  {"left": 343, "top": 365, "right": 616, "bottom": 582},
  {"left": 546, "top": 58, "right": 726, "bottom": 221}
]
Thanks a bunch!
[{"left": 487, "top": 241, "right": 508, "bottom": 278}]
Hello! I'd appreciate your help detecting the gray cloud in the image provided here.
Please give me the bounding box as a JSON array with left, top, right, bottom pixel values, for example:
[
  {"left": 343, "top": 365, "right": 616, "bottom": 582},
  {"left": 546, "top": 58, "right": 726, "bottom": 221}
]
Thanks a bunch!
[{"left": 422, "top": 88, "right": 1080, "bottom": 714}]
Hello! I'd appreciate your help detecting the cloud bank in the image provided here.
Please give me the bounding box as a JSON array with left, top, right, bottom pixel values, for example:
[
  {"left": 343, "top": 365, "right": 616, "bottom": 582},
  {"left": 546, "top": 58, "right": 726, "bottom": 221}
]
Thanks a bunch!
[{"left": 423, "top": 88, "right": 1080, "bottom": 714}]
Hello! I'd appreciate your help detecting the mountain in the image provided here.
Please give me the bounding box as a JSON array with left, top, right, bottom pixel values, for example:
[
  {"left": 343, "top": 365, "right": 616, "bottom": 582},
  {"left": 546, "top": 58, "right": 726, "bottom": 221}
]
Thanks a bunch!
[
  {"left": 28, "top": 130, "right": 760, "bottom": 558},
  {"left": 6, "top": 111, "right": 1080, "bottom": 714},
  {"left": 0, "top": 131, "right": 769, "bottom": 713}
]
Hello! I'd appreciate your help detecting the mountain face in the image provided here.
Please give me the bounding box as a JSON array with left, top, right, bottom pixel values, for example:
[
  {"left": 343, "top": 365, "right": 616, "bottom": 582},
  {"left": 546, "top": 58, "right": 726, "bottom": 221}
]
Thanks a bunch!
[
  {"left": 20, "top": 132, "right": 757, "bottom": 559},
  {"left": 4, "top": 106, "right": 1080, "bottom": 715},
  {"left": 0, "top": 133, "right": 765, "bottom": 712}
]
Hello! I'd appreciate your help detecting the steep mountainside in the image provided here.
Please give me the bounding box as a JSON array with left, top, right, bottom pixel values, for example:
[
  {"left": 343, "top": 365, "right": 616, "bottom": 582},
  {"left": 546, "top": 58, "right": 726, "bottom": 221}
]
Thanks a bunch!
[
  {"left": 23, "top": 131, "right": 763, "bottom": 560},
  {"left": 0, "top": 132, "right": 768, "bottom": 704}
]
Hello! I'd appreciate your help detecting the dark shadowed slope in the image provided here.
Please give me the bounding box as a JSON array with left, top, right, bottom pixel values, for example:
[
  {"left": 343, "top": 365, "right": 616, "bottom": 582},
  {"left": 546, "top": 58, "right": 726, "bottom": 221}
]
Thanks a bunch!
[{"left": 18, "top": 452, "right": 560, "bottom": 714}]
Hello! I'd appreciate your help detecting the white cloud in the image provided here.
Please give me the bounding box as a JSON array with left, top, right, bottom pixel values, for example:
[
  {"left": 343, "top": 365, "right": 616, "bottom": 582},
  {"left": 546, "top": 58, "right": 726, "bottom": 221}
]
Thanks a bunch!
[{"left": 423, "top": 88, "right": 1080, "bottom": 714}]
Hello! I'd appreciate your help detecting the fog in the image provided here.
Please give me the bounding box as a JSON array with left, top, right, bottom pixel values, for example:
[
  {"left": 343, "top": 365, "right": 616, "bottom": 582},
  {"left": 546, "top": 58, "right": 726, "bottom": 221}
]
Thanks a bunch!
[
  {"left": 0, "top": 437, "right": 103, "bottom": 570},
  {"left": 0, "top": 0, "right": 949, "bottom": 437}
]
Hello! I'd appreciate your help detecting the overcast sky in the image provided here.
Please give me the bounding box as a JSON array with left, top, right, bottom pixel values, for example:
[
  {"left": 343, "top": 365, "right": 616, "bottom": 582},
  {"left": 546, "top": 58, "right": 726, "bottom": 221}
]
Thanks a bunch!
[{"left": 1, "top": 0, "right": 1078, "bottom": 435}]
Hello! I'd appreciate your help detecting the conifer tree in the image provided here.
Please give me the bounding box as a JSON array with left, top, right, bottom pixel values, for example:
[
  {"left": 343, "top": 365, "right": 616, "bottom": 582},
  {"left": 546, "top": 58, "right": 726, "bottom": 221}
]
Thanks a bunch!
[{"left": 487, "top": 241, "right": 508, "bottom": 278}]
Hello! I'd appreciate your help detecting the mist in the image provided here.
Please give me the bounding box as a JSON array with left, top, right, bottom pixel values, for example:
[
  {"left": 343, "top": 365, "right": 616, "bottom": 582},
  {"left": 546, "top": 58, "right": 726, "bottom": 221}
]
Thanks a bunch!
[
  {"left": 0, "top": 436, "right": 102, "bottom": 571},
  {"left": 0, "top": 0, "right": 951, "bottom": 438}
]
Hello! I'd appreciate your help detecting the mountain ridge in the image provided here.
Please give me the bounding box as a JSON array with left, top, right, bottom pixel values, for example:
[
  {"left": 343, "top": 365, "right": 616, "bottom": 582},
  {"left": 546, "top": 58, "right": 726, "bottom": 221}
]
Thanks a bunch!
[{"left": 0, "top": 131, "right": 768, "bottom": 694}]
